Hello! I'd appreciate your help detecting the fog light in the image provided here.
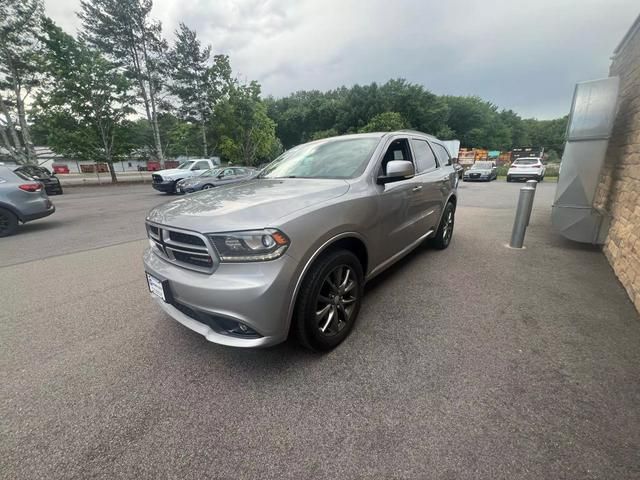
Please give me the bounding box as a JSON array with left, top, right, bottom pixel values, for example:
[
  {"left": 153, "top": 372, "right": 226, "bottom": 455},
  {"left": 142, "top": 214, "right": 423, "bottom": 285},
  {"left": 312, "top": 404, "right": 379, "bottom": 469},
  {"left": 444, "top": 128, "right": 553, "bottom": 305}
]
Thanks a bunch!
[{"left": 232, "top": 322, "right": 259, "bottom": 336}]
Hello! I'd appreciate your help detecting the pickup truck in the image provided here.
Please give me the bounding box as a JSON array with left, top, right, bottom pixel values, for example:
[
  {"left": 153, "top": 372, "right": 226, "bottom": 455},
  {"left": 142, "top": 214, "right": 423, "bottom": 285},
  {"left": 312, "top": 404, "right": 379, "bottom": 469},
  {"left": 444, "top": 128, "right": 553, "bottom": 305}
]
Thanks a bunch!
[{"left": 151, "top": 159, "right": 219, "bottom": 194}]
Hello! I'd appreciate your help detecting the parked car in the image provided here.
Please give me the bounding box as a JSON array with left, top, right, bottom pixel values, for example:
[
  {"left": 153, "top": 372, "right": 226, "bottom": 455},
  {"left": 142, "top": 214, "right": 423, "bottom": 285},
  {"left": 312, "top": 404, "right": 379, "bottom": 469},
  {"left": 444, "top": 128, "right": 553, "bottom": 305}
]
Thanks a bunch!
[
  {"left": 177, "top": 167, "right": 257, "bottom": 194},
  {"left": 0, "top": 166, "right": 55, "bottom": 237},
  {"left": 13, "top": 165, "right": 64, "bottom": 195},
  {"left": 462, "top": 161, "right": 497, "bottom": 182},
  {"left": 143, "top": 131, "right": 458, "bottom": 351},
  {"left": 52, "top": 163, "right": 69, "bottom": 174},
  {"left": 151, "top": 159, "right": 219, "bottom": 194},
  {"left": 507, "top": 157, "right": 546, "bottom": 182}
]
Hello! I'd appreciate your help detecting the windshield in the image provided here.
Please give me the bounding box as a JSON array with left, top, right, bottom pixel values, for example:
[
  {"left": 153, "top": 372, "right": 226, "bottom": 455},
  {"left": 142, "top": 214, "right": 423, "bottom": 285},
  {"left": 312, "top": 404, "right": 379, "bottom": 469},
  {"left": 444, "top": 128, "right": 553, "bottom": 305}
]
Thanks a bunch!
[
  {"left": 472, "top": 162, "right": 493, "bottom": 169},
  {"left": 177, "top": 161, "right": 195, "bottom": 170},
  {"left": 260, "top": 137, "right": 380, "bottom": 179},
  {"left": 200, "top": 168, "right": 222, "bottom": 177},
  {"left": 514, "top": 158, "right": 538, "bottom": 165}
]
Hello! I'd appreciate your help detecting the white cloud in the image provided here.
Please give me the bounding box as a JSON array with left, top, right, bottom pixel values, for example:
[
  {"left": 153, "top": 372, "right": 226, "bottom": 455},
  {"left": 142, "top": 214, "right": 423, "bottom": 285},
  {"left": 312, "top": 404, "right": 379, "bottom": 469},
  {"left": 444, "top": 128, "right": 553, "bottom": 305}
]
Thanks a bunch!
[{"left": 45, "top": 0, "right": 639, "bottom": 119}]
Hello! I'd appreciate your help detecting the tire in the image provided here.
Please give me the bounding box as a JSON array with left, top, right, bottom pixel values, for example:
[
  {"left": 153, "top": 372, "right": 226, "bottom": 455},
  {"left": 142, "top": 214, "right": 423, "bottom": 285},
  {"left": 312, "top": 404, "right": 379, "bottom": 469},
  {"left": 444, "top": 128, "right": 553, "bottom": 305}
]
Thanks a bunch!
[
  {"left": 430, "top": 202, "right": 455, "bottom": 250},
  {"left": 0, "top": 208, "right": 18, "bottom": 237},
  {"left": 202, "top": 184, "right": 214, "bottom": 190},
  {"left": 538, "top": 175, "right": 544, "bottom": 182},
  {"left": 506, "top": 176, "right": 512, "bottom": 182},
  {"left": 57, "top": 186, "right": 64, "bottom": 195},
  {"left": 294, "top": 249, "right": 364, "bottom": 352}
]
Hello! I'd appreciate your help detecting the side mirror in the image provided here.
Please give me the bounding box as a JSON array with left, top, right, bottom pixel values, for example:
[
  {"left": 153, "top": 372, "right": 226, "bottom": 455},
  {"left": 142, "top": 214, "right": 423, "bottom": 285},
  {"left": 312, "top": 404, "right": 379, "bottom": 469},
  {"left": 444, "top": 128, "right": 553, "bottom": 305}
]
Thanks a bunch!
[
  {"left": 217, "top": 173, "right": 224, "bottom": 179},
  {"left": 377, "top": 160, "right": 415, "bottom": 184}
]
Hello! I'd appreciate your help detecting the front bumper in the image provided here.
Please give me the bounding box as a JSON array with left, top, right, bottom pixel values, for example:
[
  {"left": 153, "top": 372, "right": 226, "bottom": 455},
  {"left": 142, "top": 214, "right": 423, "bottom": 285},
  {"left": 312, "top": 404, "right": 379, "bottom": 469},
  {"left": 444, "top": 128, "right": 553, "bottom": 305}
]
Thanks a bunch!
[
  {"left": 177, "top": 184, "right": 199, "bottom": 194},
  {"left": 152, "top": 180, "right": 177, "bottom": 192},
  {"left": 143, "top": 247, "right": 300, "bottom": 348},
  {"left": 463, "top": 174, "right": 491, "bottom": 181}
]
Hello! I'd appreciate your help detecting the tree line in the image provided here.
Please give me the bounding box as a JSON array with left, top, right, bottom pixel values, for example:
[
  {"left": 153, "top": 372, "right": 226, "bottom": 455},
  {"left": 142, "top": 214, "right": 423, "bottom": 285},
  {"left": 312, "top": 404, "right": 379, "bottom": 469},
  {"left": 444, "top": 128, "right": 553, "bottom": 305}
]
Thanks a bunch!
[
  {"left": 1, "top": 0, "right": 568, "bottom": 183},
  {"left": 265, "top": 82, "right": 568, "bottom": 160}
]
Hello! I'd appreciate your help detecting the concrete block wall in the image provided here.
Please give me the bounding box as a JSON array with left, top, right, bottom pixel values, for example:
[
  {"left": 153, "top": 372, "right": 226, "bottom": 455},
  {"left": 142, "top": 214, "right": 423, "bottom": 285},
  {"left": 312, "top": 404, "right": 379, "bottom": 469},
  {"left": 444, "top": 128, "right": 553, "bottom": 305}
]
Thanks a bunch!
[{"left": 594, "top": 18, "right": 640, "bottom": 312}]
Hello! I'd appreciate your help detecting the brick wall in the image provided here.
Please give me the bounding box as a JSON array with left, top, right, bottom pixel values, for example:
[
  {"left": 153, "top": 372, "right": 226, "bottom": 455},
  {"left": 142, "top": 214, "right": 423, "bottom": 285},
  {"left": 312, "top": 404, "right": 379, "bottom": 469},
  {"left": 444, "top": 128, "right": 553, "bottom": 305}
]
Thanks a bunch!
[{"left": 594, "top": 19, "right": 640, "bottom": 312}]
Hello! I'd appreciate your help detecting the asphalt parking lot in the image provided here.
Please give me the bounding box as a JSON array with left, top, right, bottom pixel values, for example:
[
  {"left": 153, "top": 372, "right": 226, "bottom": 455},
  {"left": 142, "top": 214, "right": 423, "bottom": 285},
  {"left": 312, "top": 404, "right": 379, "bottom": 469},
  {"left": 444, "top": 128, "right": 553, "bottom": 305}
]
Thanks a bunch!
[{"left": 2, "top": 181, "right": 639, "bottom": 479}]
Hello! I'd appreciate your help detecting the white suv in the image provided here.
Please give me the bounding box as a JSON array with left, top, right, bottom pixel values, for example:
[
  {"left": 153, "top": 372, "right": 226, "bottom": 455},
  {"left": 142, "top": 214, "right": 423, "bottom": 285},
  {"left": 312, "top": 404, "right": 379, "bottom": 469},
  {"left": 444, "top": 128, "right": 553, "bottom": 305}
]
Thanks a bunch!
[{"left": 507, "top": 157, "right": 546, "bottom": 182}]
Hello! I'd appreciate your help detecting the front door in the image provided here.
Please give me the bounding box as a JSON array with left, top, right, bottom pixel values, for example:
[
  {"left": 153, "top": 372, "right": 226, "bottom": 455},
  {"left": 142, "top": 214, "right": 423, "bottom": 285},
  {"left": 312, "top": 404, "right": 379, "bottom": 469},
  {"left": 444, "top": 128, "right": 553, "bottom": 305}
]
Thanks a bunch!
[{"left": 376, "top": 138, "right": 427, "bottom": 259}]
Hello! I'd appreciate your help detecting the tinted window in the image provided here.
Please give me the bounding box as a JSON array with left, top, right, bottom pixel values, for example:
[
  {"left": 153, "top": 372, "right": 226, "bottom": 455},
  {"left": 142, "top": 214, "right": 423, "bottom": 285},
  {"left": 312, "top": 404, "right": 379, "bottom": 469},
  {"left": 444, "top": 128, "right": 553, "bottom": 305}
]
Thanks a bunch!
[
  {"left": 195, "top": 161, "right": 210, "bottom": 170},
  {"left": 410, "top": 139, "right": 437, "bottom": 173},
  {"left": 431, "top": 143, "right": 451, "bottom": 166}
]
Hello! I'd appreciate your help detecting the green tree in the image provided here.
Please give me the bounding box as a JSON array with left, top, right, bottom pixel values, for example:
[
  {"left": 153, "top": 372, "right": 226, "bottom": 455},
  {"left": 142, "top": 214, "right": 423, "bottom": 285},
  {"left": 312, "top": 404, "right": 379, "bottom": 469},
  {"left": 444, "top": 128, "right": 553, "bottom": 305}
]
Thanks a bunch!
[
  {"left": 167, "top": 24, "right": 232, "bottom": 158},
  {"left": 36, "top": 19, "right": 136, "bottom": 183},
  {"left": 310, "top": 128, "right": 339, "bottom": 140},
  {"left": 0, "top": 0, "right": 44, "bottom": 163},
  {"left": 359, "top": 111, "right": 408, "bottom": 133},
  {"left": 214, "top": 82, "right": 278, "bottom": 165},
  {"left": 79, "top": 0, "right": 168, "bottom": 167}
]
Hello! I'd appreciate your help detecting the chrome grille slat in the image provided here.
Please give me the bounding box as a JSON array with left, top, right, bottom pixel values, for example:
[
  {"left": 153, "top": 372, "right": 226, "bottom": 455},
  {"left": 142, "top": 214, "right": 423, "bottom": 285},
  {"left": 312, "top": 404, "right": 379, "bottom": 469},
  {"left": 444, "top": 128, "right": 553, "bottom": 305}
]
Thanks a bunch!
[{"left": 146, "top": 222, "right": 217, "bottom": 273}]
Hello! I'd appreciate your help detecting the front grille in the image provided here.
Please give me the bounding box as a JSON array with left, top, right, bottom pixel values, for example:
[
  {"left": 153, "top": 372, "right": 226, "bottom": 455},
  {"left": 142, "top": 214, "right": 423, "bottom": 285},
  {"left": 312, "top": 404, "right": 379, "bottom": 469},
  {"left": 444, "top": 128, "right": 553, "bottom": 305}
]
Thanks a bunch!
[
  {"left": 169, "top": 230, "right": 205, "bottom": 246},
  {"left": 146, "top": 223, "right": 216, "bottom": 273},
  {"left": 152, "top": 174, "right": 163, "bottom": 183}
]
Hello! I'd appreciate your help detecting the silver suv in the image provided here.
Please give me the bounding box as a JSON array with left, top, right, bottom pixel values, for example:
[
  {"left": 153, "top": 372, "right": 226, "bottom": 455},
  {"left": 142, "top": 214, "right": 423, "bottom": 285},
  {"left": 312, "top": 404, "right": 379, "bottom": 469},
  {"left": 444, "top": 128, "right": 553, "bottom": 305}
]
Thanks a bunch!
[
  {"left": 143, "top": 131, "right": 458, "bottom": 350},
  {"left": 0, "top": 165, "right": 55, "bottom": 237}
]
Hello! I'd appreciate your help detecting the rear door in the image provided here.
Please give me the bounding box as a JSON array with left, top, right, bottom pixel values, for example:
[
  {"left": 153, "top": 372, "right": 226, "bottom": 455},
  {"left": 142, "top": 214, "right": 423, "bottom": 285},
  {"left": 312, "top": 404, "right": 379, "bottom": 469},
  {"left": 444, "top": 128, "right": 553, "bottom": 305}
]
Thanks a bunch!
[
  {"left": 410, "top": 138, "right": 445, "bottom": 232},
  {"left": 429, "top": 141, "right": 456, "bottom": 213}
]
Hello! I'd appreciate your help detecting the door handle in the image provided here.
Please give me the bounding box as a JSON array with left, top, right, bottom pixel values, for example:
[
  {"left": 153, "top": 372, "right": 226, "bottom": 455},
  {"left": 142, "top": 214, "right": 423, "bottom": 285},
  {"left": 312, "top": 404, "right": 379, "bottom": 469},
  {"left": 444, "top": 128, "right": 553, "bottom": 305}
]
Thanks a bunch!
[
  {"left": 412, "top": 185, "right": 423, "bottom": 192},
  {"left": 441, "top": 176, "right": 449, "bottom": 182}
]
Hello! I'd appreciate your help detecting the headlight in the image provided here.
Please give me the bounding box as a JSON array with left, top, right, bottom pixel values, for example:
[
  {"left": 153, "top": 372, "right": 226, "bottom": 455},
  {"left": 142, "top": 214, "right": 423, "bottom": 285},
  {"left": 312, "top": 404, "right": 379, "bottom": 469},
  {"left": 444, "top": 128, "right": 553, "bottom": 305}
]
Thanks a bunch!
[{"left": 208, "top": 229, "right": 290, "bottom": 262}]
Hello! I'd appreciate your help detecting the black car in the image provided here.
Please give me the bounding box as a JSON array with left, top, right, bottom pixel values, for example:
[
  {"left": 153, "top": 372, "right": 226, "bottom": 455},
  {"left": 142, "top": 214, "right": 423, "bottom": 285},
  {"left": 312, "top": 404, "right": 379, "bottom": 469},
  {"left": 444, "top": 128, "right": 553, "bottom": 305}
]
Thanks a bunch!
[{"left": 13, "top": 165, "right": 64, "bottom": 195}]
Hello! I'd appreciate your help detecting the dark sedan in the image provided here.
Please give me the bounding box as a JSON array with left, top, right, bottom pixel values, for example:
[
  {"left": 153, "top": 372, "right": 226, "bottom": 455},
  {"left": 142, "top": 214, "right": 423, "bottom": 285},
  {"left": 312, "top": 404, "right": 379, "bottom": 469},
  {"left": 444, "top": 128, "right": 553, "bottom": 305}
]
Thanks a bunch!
[
  {"left": 176, "top": 166, "right": 256, "bottom": 193},
  {"left": 13, "top": 165, "right": 64, "bottom": 195}
]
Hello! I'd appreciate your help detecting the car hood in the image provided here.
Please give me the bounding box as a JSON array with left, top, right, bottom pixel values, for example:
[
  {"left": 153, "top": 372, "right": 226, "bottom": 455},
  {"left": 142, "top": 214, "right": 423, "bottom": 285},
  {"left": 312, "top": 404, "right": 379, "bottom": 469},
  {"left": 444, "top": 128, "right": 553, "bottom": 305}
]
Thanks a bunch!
[
  {"left": 156, "top": 168, "right": 189, "bottom": 178},
  {"left": 148, "top": 178, "right": 350, "bottom": 231}
]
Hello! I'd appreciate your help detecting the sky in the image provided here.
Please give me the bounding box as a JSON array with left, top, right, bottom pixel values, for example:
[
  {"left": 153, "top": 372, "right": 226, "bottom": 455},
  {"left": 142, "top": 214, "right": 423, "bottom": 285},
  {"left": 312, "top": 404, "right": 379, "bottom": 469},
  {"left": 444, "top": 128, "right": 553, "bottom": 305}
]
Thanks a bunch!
[{"left": 45, "top": 0, "right": 639, "bottom": 120}]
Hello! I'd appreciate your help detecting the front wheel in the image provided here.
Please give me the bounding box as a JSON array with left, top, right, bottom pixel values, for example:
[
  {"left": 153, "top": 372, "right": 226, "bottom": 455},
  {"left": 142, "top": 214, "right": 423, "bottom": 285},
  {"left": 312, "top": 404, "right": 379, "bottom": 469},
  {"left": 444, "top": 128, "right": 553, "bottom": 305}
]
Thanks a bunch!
[
  {"left": 430, "top": 202, "right": 455, "bottom": 250},
  {"left": 294, "top": 249, "right": 364, "bottom": 351},
  {"left": 202, "top": 184, "right": 214, "bottom": 190},
  {"left": 0, "top": 208, "right": 18, "bottom": 237}
]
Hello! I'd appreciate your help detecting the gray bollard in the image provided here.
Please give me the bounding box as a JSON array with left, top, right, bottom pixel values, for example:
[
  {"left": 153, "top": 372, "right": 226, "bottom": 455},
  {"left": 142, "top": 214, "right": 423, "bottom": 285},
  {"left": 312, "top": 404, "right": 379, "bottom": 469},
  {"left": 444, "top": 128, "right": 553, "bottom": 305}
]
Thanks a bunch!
[
  {"left": 510, "top": 183, "right": 537, "bottom": 248},
  {"left": 525, "top": 180, "right": 538, "bottom": 226}
]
